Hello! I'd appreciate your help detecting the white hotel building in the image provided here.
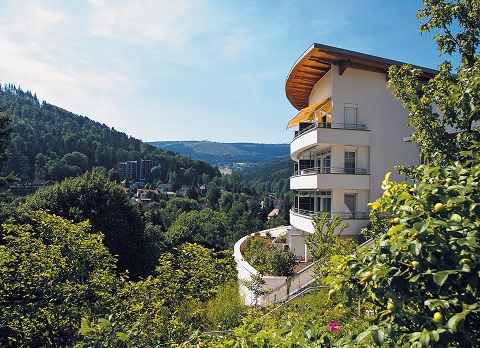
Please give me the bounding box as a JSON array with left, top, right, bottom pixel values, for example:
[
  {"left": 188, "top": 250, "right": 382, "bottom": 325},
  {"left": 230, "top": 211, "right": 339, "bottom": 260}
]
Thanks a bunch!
[
  {"left": 284, "top": 43, "right": 436, "bottom": 257},
  {"left": 235, "top": 44, "right": 437, "bottom": 303}
]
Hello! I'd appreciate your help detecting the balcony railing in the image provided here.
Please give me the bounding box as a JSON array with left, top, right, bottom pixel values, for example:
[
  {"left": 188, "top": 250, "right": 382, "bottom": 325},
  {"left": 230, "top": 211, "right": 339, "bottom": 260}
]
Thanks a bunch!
[
  {"left": 293, "top": 166, "right": 368, "bottom": 176},
  {"left": 294, "top": 122, "right": 367, "bottom": 140},
  {"left": 291, "top": 207, "right": 369, "bottom": 219}
]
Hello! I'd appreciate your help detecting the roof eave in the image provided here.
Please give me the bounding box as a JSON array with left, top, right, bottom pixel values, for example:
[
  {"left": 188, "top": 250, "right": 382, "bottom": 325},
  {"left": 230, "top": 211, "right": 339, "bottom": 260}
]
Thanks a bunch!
[{"left": 285, "top": 43, "right": 438, "bottom": 110}]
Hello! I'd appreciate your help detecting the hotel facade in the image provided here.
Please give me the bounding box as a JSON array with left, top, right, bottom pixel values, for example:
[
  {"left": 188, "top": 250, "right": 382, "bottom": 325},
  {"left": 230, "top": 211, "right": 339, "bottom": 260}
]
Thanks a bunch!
[
  {"left": 235, "top": 44, "right": 438, "bottom": 304},
  {"left": 284, "top": 44, "right": 436, "bottom": 258}
]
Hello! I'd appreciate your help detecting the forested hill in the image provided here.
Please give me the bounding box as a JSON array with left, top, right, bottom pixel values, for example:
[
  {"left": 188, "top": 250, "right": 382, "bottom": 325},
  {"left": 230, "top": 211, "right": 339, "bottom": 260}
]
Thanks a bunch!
[
  {"left": 0, "top": 85, "right": 220, "bottom": 183},
  {"left": 149, "top": 140, "right": 290, "bottom": 168},
  {"left": 240, "top": 156, "right": 293, "bottom": 200}
]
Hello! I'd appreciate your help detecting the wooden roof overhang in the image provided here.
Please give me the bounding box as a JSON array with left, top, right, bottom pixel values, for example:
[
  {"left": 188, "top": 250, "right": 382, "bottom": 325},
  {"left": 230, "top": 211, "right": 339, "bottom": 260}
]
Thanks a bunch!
[{"left": 285, "top": 43, "right": 438, "bottom": 110}]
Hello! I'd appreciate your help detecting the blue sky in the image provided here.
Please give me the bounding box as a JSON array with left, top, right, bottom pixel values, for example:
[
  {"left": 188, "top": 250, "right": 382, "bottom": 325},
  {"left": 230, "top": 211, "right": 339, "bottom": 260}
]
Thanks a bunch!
[{"left": 0, "top": 1, "right": 456, "bottom": 144}]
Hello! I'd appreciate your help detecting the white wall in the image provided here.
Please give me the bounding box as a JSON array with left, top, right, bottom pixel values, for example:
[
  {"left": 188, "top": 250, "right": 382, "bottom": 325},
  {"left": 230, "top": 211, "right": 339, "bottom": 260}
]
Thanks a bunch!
[
  {"left": 329, "top": 65, "right": 419, "bottom": 202},
  {"left": 290, "top": 63, "right": 419, "bottom": 239}
]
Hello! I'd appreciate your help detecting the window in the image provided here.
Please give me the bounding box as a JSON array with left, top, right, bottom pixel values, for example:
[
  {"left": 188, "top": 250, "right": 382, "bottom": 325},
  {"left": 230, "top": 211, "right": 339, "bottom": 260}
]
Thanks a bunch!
[
  {"left": 298, "top": 196, "right": 314, "bottom": 212},
  {"left": 317, "top": 148, "right": 331, "bottom": 173},
  {"left": 299, "top": 159, "right": 314, "bottom": 170},
  {"left": 316, "top": 190, "right": 332, "bottom": 215},
  {"left": 344, "top": 104, "right": 358, "bottom": 128},
  {"left": 344, "top": 193, "right": 356, "bottom": 218},
  {"left": 344, "top": 151, "right": 356, "bottom": 174}
]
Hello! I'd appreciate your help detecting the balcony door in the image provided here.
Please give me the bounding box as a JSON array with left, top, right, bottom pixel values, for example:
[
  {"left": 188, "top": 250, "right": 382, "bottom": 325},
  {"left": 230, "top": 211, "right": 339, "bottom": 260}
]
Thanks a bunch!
[
  {"left": 316, "top": 190, "right": 332, "bottom": 216},
  {"left": 344, "top": 193, "right": 356, "bottom": 218},
  {"left": 344, "top": 104, "right": 358, "bottom": 128},
  {"left": 344, "top": 151, "right": 356, "bottom": 174},
  {"left": 317, "top": 148, "right": 331, "bottom": 174}
]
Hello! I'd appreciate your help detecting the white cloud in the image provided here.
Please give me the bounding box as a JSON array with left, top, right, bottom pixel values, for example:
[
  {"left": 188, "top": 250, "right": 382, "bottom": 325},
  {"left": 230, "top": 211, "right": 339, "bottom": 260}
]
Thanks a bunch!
[
  {"left": 88, "top": 0, "right": 214, "bottom": 48},
  {"left": 0, "top": 2, "right": 138, "bottom": 114}
]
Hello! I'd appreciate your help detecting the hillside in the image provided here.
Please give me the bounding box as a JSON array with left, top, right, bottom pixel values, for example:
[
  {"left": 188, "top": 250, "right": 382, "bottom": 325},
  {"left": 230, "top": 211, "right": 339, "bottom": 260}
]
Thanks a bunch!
[
  {"left": 0, "top": 85, "right": 220, "bottom": 184},
  {"left": 240, "top": 156, "right": 293, "bottom": 199},
  {"left": 148, "top": 140, "right": 290, "bottom": 169}
]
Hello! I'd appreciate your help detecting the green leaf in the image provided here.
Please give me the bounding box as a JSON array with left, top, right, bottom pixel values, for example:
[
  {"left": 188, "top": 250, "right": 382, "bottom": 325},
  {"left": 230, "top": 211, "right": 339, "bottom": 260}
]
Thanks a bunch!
[
  {"left": 434, "top": 270, "right": 454, "bottom": 286},
  {"left": 408, "top": 331, "right": 422, "bottom": 342},
  {"left": 399, "top": 205, "right": 414, "bottom": 212},
  {"left": 116, "top": 332, "right": 129, "bottom": 342},
  {"left": 398, "top": 191, "right": 411, "bottom": 201},
  {"left": 356, "top": 330, "right": 372, "bottom": 343},
  {"left": 450, "top": 213, "right": 462, "bottom": 222},
  {"left": 98, "top": 318, "right": 112, "bottom": 330},
  {"left": 429, "top": 330, "right": 440, "bottom": 342},
  {"left": 413, "top": 220, "right": 429, "bottom": 233},
  {"left": 372, "top": 328, "right": 385, "bottom": 346},
  {"left": 419, "top": 330, "right": 430, "bottom": 346},
  {"left": 447, "top": 311, "right": 468, "bottom": 332},
  {"left": 447, "top": 196, "right": 466, "bottom": 204}
]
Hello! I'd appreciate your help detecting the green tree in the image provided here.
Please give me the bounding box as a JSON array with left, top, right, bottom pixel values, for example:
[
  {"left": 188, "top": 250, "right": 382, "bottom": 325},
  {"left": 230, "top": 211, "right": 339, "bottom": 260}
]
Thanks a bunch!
[
  {"left": 165, "top": 208, "right": 227, "bottom": 249},
  {"left": 0, "top": 209, "right": 118, "bottom": 347},
  {"left": 206, "top": 179, "right": 221, "bottom": 208},
  {"left": 0, "top": 107, "right": 12, "bottom": 169},
  {"left": 62, "top": 151, "right": 89, "bottom": 173},
  {"left": 160, "top": 197, "right": 199, "bottom": 228},
  {"left": 305, "top": 214, "right": 356, "bottom": 280},
  {"left": 333, "top": 163, "right": 480, "bottom": 346},
  {"left": 150, "top": 165, "right": 162, "bottom": 183},
  {"left": 388, "top": 0, "right": 480, "bottom": 165},
  {"left": 25, "top": 170, "right": 150, "bottom": 278},
  {"left": 265, "top": 215, "right": 288, "bottom": 229},
  {"left": 219, "top": 191, "right": 234, "bottom": 213},
  {"left": 155, "top": 243, "right": 237, "bottom": 303}
]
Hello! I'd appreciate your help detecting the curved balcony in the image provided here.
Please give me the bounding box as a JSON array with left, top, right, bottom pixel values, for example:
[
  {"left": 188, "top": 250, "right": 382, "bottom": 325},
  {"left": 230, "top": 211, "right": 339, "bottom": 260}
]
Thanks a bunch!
[
  {"left": 291, "top": 207, "right": 369, "bottom": 219},
  {"left": 290, "top": 208, "right": 369, "bottom": 236},
  {"left": 294, "top": 122, "right": 367, "bottom": 140},
  {"left": 291, "top": 123, "right": 370, "bottom": 159},
  {"left": 294, "top": 166, "right": 367, "bottom": 176},
  {"left": 290, "top": 167, "right": 370, "bottom": 190}
]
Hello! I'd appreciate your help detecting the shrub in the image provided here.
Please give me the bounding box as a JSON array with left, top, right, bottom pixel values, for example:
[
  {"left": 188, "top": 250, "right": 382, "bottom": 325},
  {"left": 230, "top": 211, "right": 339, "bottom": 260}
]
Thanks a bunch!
[
  {"left": 331, "top": 163, "right": 480, "bottom": 346},
  {"left": 205, "top": 280, "right": 245, "bottom": 330},
  {"left": 266, "top": 247, "right": 298, "bottom": 276},
  {"left": 242, "top": 235, "right": 298, "bottom": 276}
]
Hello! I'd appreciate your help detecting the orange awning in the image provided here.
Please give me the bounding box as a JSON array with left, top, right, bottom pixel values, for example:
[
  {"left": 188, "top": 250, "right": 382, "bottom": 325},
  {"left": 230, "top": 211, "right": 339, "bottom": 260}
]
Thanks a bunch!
[{"left": 286, "top": 98, "right": 332, "bottom": 129}]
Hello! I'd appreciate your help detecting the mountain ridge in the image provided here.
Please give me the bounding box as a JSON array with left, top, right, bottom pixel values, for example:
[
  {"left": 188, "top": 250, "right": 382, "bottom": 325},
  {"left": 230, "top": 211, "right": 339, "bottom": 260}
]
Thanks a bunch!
[{"left": 149, "top": 140, "right": 290, "bottom": 170}]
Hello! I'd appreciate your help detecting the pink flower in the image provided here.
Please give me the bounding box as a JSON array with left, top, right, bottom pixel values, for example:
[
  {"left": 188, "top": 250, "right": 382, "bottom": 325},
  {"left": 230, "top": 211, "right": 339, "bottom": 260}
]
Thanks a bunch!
[{"left": 328, "top": 321, "right": 339, "bottom": 331}]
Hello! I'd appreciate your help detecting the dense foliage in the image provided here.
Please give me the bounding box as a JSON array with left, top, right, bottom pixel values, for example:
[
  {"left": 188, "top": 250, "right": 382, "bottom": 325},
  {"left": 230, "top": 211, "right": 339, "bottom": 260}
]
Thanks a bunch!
[
  {"left": 241, "top": 156, "right": 293, "bottom": 200},
  {"left": 0, "top": 205, "right": 240, "bottom": 346},
  {"left": 388, "top": 0, "right": 480, "bottom": 165},
  {"left": 329, "top": 162, "right": 480, "bottom": 346},
  {"left": 25, "top": 170, "right": 150, "bottom": 278},
  {"left": 0, "top": 86, "right": 220, "bottom": 184},
  {"left": 0, "top": 107, "right": 12, "bottom": 167},
  {"left": 0, "top": 209, "right": 118, "bottom": 347},
  {"left": 0, "top": 88, "right": 272, "bottom": 345},
  {"left": 306, "top": 214, "right": 357, "bottom": 280},
  {"left": 242, "top": 234, "right": 299, "bottom": 277}
]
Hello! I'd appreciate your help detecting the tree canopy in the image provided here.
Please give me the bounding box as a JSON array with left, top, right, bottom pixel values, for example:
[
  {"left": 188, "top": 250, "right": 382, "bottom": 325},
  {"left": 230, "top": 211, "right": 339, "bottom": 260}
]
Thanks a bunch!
[
  {"left": 25, "top": 170, "right": 149, "bottom": 278},
  {"left": 0, "top": 209, "right": 118, "bottom": 346},
  {"left": 0, "top": 107, "right": 12, "bottom": 168},
  {"left": 0, "top": 86, "right": 220, "bottom": 183},
  {"left": 388, "top": 0, "right": 480, "bottom": 165}
]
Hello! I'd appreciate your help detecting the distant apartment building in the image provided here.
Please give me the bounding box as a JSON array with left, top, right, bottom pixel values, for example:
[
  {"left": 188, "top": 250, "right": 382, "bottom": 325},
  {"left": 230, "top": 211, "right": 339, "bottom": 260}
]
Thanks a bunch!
[
  {"left": 116, "top": 159, "right": 159, "bottom": 182},
  {"left": 285, "top": 43, "right": 436, "bottom": 246}
]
